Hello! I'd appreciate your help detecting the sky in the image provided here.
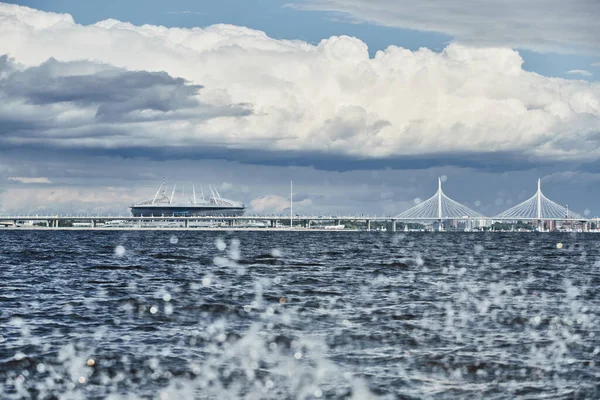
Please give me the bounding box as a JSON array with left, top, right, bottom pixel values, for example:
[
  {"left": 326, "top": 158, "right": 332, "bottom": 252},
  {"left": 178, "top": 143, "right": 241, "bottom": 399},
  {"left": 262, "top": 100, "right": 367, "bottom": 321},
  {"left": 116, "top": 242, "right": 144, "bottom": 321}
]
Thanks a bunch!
[{"left": 0, "top": 0, "right": 599, "bottom": 217}]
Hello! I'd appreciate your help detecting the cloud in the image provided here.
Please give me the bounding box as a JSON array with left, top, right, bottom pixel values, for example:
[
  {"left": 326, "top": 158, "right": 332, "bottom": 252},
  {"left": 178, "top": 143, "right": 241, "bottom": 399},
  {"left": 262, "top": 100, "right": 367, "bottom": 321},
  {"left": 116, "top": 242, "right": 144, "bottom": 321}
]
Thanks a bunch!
[
  {"left": 8, "top": 177, "right": 51, "bottom": 184},
  {"left": 592, "top": 62, "right": 600, "bottom": 67},
  {"left": 249, "top": 194, "right": 312, "bottom": 214},
  {"left": 0, "top": 55, "right": 249, "bottom": 150},
  {"left": 0, "top": 3, "right": 599, "bottom": 167},
  {"left": 0, "top": 186, "right": 139, "bottom": 215},
  {"left": 567, "top": 69, "right": 593, "bottom": 77},
  {"left": 220, "top": 182, "right": 233, "bottom": 191},
  {"left": 167, "top": 11, "right": 206, "bottom": 16},
  {"left": 288, "top": 0, "right": 600, "bottom": 54}
]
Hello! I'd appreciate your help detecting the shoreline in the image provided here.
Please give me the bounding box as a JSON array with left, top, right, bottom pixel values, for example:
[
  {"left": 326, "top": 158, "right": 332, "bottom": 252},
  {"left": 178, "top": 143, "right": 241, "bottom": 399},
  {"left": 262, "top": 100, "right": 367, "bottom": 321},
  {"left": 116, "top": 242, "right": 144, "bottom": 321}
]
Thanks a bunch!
[
  {"left": 0, "top": 227, "right": 597, "bottom": 233},
  {"left": 0, "top": 227, "right": 357, "bottom": 232}
]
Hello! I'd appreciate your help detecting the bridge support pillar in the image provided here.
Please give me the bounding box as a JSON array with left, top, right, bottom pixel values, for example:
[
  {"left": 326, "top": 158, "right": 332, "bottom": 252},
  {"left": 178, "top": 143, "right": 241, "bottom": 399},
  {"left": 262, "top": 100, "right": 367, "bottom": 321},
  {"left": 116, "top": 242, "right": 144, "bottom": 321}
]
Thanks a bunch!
[
  {"left": 392, "top": 220, "right": 397, "bottom": 232},
  {"left": 308, "top": 220, "right": 311, "bottom": 229},
  {"left": 228, "top": 219, "right": 234, "bottom": 227},
  {"left": 184, "top": 219, "right": 188, "bottom": 228},
  {"left": 13, "top": 220, "right": 17, "bottom": 228},
  {"left": 438, "top": 219, "right": 443, "bottom": 232},
  {"left": 367, "top": 220, "right": 371, "bottom": 231},
  {"left": 91, "top": 219, "right": 95, "bottom": 228}
]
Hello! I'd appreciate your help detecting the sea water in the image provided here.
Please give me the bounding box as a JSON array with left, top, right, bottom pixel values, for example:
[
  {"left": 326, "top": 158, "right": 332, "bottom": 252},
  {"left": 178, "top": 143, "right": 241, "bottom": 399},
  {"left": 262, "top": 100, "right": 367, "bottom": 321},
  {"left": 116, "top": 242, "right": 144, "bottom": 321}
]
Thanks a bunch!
[{"left": 0, "top": 231, "right": 599, "bottom": 399}]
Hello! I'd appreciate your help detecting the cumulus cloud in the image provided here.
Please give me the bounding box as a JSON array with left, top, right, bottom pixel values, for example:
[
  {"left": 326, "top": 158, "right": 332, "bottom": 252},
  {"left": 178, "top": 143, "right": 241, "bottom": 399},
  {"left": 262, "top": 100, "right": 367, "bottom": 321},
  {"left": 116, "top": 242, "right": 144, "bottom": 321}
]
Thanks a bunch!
[
  {"left": 567, "top": 69, "right": 593, "bottom": 77},
  {"left": 249, "top": 194, "right": 312, "bottom": 215},
  {"left": 7, "top": 177, "right": 51, "bottom": 184},
  {"left": 289, "top": 0, "right": 600, "bottom": 54},
  {"left": 0, "top": 3, "right": 599, "bottom": 165}
]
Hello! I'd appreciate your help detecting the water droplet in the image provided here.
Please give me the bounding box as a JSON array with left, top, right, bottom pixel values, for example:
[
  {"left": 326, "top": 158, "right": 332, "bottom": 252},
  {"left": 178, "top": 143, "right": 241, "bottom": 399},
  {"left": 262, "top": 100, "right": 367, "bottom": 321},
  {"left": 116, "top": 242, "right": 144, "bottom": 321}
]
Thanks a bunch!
[
  {"left": 314, "top": 388, "right": 323, "bottom": 398},
  {"left": 36, "top": 363, "right": 45, "bottom": 373},
  {"left": 87, "top": 359, "right": 95, "bottom": 367},
  {"left": 169, "top": 235, "right": 178, "bottom": 244},
  {"left": 150, "top": 306, "right": 158, "bottom": 314},
  {"left": 440, "top": 175, "right": 447, "bottom": 182},
  {"left": 243, "top": 305, "right": 252, "bottom": 312},
  {"left": 556, "top": 243, "right": 563, "bottom": 249},
  {"left": 273, "top": 276, "right": 281, "bottom": 284},
  {"left": 271, "top": 248, "right": 282, "bottom": 257},
  {"left": 215, "top": 238, "right": 226, "bottom": 251},
  {"left": 413, "top": 197, "right": 422, "bottom": 204},
  {"left": 294, "top": 352, "right": 302, "bottom": 359},
  {"left": 78, "top": 376, "right": 86, "bottom": 384},
  {"left": 115, "top": 245, "right": 125, "bottom": 256},
  {"left": 202, "top": 276, "right": 211, "bottom": 287},
  {"left": 162, "top": 293, "right": 172, "bottom": 302},
  {"left": 475, "top": 200, "right": 482, "bottom": 207}
]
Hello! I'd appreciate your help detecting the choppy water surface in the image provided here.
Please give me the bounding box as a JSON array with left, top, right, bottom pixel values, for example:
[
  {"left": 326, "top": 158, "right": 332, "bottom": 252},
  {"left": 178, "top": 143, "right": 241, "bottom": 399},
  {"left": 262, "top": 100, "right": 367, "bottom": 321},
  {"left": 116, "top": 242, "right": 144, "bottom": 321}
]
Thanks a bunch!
[{"left": 1, "top": 231, "right": 599, "bottom": 399}]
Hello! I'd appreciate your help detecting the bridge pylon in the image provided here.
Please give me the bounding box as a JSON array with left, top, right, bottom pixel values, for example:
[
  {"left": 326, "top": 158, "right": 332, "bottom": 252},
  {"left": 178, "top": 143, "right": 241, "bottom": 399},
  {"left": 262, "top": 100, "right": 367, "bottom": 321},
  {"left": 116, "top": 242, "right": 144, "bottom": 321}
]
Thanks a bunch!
[
  {"left": 394, "top": 178, "right": 484, "bottom": 225},
  {"left": 495, "top": 178, "right": 583, "bottom": 222}
]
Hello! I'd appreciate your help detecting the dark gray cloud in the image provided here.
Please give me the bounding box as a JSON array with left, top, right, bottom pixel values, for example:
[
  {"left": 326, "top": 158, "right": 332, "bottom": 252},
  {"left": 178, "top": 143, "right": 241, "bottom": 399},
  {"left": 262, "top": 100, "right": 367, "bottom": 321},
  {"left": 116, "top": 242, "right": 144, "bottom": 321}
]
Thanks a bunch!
[
  {"left": 0, "top": 56, "right": 251, "bottom": 147},
  {"left": 0, "top": 140, "right": 573, "bottom": 173},
  {"left": 1, "top": 56, "right": 202, "bottom": 119}
]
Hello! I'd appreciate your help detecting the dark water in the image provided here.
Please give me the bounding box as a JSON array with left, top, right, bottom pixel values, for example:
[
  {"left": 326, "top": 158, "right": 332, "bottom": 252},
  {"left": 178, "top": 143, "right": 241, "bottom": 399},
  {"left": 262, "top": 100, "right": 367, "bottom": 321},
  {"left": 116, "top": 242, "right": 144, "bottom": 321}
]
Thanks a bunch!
[{"left": 1, "top": 231, "right": 599, "bottom": 399}]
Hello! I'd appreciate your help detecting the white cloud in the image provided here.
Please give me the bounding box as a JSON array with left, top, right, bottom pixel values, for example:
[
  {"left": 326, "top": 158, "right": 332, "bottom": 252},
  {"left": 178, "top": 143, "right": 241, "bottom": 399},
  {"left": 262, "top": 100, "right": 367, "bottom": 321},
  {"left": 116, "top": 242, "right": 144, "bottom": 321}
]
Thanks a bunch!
[
  {"left": 7, "top": 177, "right": 51, "bottom": 184},
  {"left": 0, "top": 186, "right": 139, "bottom": 214},
  {"left": 567, "top": 69, "right": 593, "bottom": 77},
  {"left": 288, "top": 0, "right": 600, "bottom": 54},
  {"left": 250, "top": 195, "right": 290, "bottom": 214},
  {"left": 249, "top": 194, "right": 312, "bottom": 214},
  {"left": 167, "top": 11, "right": 205, "bottom": 16},
  {"left": 592, "top": 62, "right": 600, "bottom": 67},
  {"left": 0, "top": 4, "right": 599, "bottom": 163},
  {"left": 220, "top": 182, "right": 233, "bottom": 191}
]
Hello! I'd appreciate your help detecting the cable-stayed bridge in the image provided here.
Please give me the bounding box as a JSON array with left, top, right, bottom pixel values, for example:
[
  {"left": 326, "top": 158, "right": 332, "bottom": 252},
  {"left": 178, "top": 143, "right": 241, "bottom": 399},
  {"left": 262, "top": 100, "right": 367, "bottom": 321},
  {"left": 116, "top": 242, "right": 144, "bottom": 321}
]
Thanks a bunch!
[
  {"left": 391, "top": 178, "right": 589, "bottom": 231},
  {"left": 0, "top": 178, "right": 596, "bottom": 231},
  {"left": 394, "top": 178, "right": 584, "bottom": 221},
  {"left": 496, "top": 179, "right": 582, "bottom": 220},
  {"left": 395, "top": 178, "right": 484, "bottom": 221}
]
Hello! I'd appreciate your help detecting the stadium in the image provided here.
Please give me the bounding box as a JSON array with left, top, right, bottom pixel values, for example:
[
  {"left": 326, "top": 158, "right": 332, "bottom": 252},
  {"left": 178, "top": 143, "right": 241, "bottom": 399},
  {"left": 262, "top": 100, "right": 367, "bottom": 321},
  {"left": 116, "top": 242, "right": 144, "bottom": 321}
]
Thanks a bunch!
[{"left": 129, "top": 182, "right": 246, "bottom": 217}]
